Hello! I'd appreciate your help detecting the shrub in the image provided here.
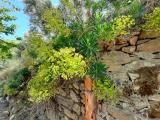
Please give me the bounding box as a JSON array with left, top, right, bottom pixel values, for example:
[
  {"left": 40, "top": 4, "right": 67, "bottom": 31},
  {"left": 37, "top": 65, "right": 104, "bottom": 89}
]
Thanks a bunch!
[
  {"left": 93, "top": 78, "right": 117, "bottom": 101},
  {"left": 79, "top": 32, "right": 99, "bottom": 58},
  {"left": 95, "top": 14, "right": 135, "bottom": 41},
  {"left": 142, "top": 7, "right": 160, "bottom": 31},
  {"left": 87, "top": 60, "right": 117, "bottom": 101},
  {"left": 112, "top": 15, "right": 135, "bottom": 36},
  {"left": 4, "top": 68, "right": 30, "bottom": 95},
  {"left": 27, "top": 47, "right": 87, "bottom": 102},
  {"left": 28, "top": 62, "right": 56, "bottom": 102}
]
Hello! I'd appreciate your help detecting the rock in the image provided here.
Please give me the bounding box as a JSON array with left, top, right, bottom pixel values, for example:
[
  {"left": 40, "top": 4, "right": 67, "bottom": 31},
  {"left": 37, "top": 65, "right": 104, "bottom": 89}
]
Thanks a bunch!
[
  {"left": 154, "top": 53, "right": 160, "bottom": 59},
  {"left": 9, "top": 114, "right": 15, "bottom": 120},
  {"left": 124, "top": 60, "right": 160, "bottom": 71},
  {"left": 108, "top": 43, "right": 129, "bottom": 51},
  {"left": 107, "top": 64, "right": 123, "bottom": 72},
  {"left": 129, "top": 36, "right": 138, "bottom": 45},
  {"left": 102, "top": 51, "right": 133, "bottom": 72},
  {"left": 137, "top": 38, "right": 160, "bottom": 53},
  {"left": 139, "top": 30, "right": 160, "bottom": 39},
  {"left": 136, "top": 39, "right": 151, "bottom": 45},
  {"left": 64, "top": 108, "right": 78, "bottom": 120},
  {"left": 56, "top": 96, "right": 74, "bottom": 110},
  {"left": 57, "top": 88, "right": 67, "bottom": 96},
  {"left": 134, "top": 52, "right": 155, "bottom": 60},
  {"left": 128, "top": 72, "right": 139, "bottom": 81},
  {"left": 148, "top": 95, "right": 160, "bottom": 102},
  {"left": 73, "top": 82, "right": 80, "bottom": 90},
  {"left": 107, "top": 106, "right": 136, "bottom": 120},
  {"left": 46, "top": 108, "right": 58, "bottom": 120},
  {"left": 122, "top": 46, "right": 136, "bottom": 54},
  {"left": 73, "top": 104, "right": 81, "bottom": 115},
  {"left": 110, "top": 72, "right": 129, "bottom": 84},
  {"left": 70, "top": 90, "right": 79, "bottom": 102},
  {"left": 149, "top": 102, "right": 160, "bottom": 118},
  {"left": 0, "top": 99, "right": 9, "bottom": 109},
  {"left": 2, "top": 111, "right": 10, "bottom": 117}
]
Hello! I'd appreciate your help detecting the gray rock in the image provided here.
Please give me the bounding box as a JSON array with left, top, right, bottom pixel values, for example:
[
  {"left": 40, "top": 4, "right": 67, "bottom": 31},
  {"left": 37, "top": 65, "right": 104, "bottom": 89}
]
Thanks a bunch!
[
  {"left": 70, "top": 90, "right": 79, "bottom": 102},
  {"left": 128, "top": 72, "right": 140, "bottom": 82},
  {"left": 64, "top": 108, "right": 78, "bottom": 120},
  {"left": 102, "top": 51, "right": 134, "bottom": 72},
  {"left": 9, "top": 114, "right": 15, "bottom": 120},
  {"left": 2, "top": 111, "right": 10, "bottom": 117},
  {"left": 73, "top": 104, "right": 81, "bottom": 115},
  {"left": 124, "top": 60, "right": 160, "bottom": 71},
  {"left": 134, "top": 52, "right": 155, "bottom": 60},
  {"left": 148, "top": 95, "right": 160, "bottom": 102},
  {"left": 154, "top": 53, "right": 160, "bottom": 59},
  {"left": 55, "top": 96, "right": 74, "bottom": 110}
]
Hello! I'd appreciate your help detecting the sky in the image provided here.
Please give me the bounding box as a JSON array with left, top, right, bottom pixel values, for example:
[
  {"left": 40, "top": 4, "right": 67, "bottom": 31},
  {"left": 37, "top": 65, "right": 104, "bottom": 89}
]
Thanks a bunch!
[{"left": 1, "top": 0, "right": 60, "bottom": 40}]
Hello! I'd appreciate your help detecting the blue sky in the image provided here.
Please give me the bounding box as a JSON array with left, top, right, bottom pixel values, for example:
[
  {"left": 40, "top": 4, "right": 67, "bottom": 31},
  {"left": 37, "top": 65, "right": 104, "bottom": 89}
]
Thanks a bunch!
[{"left": 1, "top": 0, "right": 60, "bottom": 40}]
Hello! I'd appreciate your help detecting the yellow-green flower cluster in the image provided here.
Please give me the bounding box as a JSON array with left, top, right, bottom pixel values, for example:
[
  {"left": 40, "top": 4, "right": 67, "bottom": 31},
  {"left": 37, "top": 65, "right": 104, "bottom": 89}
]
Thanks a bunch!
[
  {"left": 142, "top": 7, "right": 160, "bottom": 31},
  {"left": 52, "top": 47, "right": 87, "bottom": 80},
  {"left": 27, "top": 46, "right": 86, "bottom": 102},
  {"left": 113, "top": 15, "right": 135, "bottom": 35}
]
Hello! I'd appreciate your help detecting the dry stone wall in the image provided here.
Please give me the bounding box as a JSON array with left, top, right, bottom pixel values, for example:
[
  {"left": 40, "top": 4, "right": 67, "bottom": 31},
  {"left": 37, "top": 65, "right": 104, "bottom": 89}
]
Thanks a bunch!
[{"left": 97, "top": 30, "right": 160, "bottom": 120}]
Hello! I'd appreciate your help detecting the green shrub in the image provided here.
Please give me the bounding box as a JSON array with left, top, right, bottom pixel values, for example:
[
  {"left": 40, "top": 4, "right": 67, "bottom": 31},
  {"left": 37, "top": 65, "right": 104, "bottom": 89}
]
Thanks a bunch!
[
  {"left": 142, "top": 7, "right": 160, "bottom": 31},
  {"left": 87, "top": 60, "right": 117, "bottom": 101},
  {"left": 4, "top": 68, "right": 30, "bottom": 95},
  {"left": 79, "top": 32, "right": 99, "bottom": 58},
  {"left": 112, "top": 15, "right": 135, "bottom": 36},
  {"left": 93, "top": 78, "right": 117, "bottom": 101},
  {"left": 28, "top": 62, "right": 56, "bottom": 102},
  {"left": 27, "top": 47, "right": 87, "bottom": 102},
  {"left": 95, "top": 13, "right": 135, "bottom": 41}
]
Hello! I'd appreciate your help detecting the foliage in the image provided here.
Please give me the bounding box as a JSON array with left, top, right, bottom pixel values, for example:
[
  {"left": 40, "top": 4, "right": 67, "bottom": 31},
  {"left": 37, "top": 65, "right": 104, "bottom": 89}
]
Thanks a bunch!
[
  {"left": 79, "top": 32, "right": 99, "bottom": 58},
  {"left": 27, "top": 62, "right": 56, "bottom": 102},
  {"left": 4, "top": 68, "right": 30, "bottom": 95},
  {"left": 112, "top": 0, "right": 143, "bottom": 19},
  {"left": 95, "top": 14, "right": 135, "bottom": 41},
  {"left": 142, "top": 7, "right": 160, "bottom": 31},
  {"left": 52, "top": 47, "right": 86, "bottom": 80},
  {"left": 88, "top": 60, "right": 116, "bottom": 101},
  {"left": 112, "top": 15, "right": 135, "bottom": 36},
  {"left": 28, "top": 47, "right": 86, "bottom": 102},
  {"left": 0, "top": 0, "right": 18, "bottom": 36},
  {"left": 93, "top": 78, "right": 117, "bottom": 101},
  {"left": 42, "top": 9, "right": 71, "bottom": 37},
  {"left": 0, "top": 40, "right": 17, "bottom": 61},
  {"left": 23, "top": 34, "right": 86, "bottom": 102}
]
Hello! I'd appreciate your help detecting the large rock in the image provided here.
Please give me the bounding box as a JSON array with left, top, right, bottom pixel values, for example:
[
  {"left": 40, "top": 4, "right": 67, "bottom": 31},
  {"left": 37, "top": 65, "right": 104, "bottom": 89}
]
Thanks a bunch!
[
  {"left": 107, "top": 106, "right": 136, "bottom": 120},
  {"left": 134, "top": 52, "right": 155, "bottom": 60},
  {"left": 139, "top": 30, "right": 160, "bottom": 39},
  {"left": 137, "top": 38, "right": 160, "bottom": 53},
  {"left": 124, "top": 59, "right": 160, "bottom": 71},
  {"left": 102, "top": 51, "right": 133, "bottom": 72}
]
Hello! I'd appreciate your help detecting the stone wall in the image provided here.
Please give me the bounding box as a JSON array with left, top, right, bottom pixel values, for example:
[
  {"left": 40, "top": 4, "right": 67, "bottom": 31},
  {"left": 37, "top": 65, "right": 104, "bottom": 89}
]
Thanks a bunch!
[
  {"left": 0, "top": 30, "right": 160, "bottom": 120},
  {"left": 97, "top": 30, "right": 160, "bottom": 120}
]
